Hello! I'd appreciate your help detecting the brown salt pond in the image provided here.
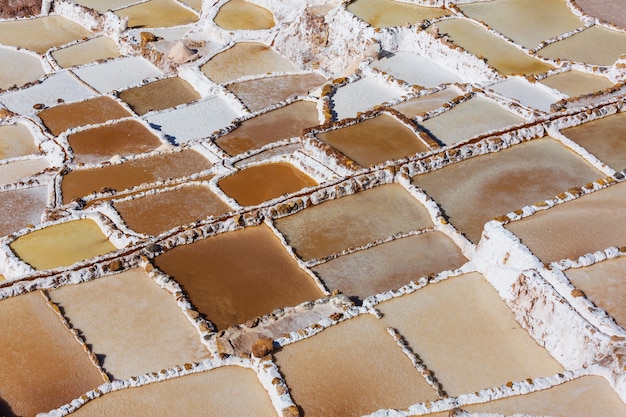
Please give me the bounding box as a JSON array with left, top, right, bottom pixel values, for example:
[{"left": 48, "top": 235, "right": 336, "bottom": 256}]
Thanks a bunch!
[
  {"left": 274, "top": 314, "right": 439, "bottom": 417},
  {"left": 227, "top": 73, "right": 326, "bottom": 112},
  {"left": 51, "top": 36, "right": 121, "bottom": 68},
  {"left": 114, "top": 185, "right": 231, "bottom": 235},
  {"left": 316, "top": 113, "right": 431, "bottom": 166},
  {"left": 540, "top": 70, "right": 614, "bottom": 97},
  {"left": 392, "top": 87, "right": 464, "bottom": 118},
  {"left": 215, "top": 100, "right": 319, "bottom": 156},
  {"left": 434, "top": 19, "right": 554, "bottom": 75},
  {"left": 412, "top": 138, "right": 604, "bottom": 243},
  {"left": 536, "top": 25, "right": 626, "bottom": 66},
  {"left": 0, "top": 186, "right": 48, "bottom": 237},
  {"left": 153, "top": 224, "right": 323, "bottom": 330},
  {"left": 420, "top": 95, "right": 525, "bottom": 145},
  {"left": 506, "top": 181, "right": 626, "bottom": 263},
  {"left": 274, "top": 184, "right": 433, "bottom": 261},
  {"left": 217, "top": 162, "right": 318, "bottom": 207},
  {"left": 565, "top": 256, "right": 626, "bottom": 329},
  {"left": 347, "top": 0, "right": 450, "bottom": 28},
  {"left": 67, "top": 119, "right": 163, "bottom": 164},
  {"left": 377, "top": 272, "right": 564, "bottom": 395},
  {"left": 9, "top": 218, "right": 117, "bottom": 270},
  {"left": 69, "top": 366, "right": 277, "bottom": 416},
  {"left": 0, "top": 123, "right": 38, "bottom": 160},
  {"left": 49, "top": 268, "right": 211, "bottom": 380},
  {"left": 214, "top": 0, "right": 275, "bottom": 30},
  {"left": 0, "top": 15, "right": 92, "bottom": 54},
  {"left": 312, "top": 231, "right": 468, "bottom": 301},
  {"left": 561, "top": 111, "right": 626, "bottom": 171},
  {"left": 462, "top": 375, "right": 626, "bottom": 417},
  {"left": 0, "top": 291, "right": 105, "bottom": 417},
  {"left": 38, "top": 96, "right": 132, "bottom": 137},
  {"left": 61, "top": 148, "right": 211, "bottom": 204},
  {"left": 0, "top": 158, "right": 49, "bottom": 185},
  {"left": 201, "top": 42, "right": 296, "bottom": 84},
  {"left": 114, "top": 0, "right": 199, "bottom": 28},
  {"left": 0, "top": 47, "right": 45, "bottom": 90},
  {"left": 458, "top": 0, "right": 583, "bottom": 49},
  {"left": 118, "top": 77, "right": 200, "bottom": 116}
]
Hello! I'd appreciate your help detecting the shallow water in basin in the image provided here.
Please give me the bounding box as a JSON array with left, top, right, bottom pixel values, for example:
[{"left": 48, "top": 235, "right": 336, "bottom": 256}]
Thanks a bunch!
[
  {"left": 373, "top": 52, "right": 462, "bottom": 87},
  {"left": 0, "top": 186, "right": 48, "bottom": 237},
  {"left": 214, "top": 0, "right": 275, "bottom": 30},
  {"left": 118, "top": 76, "right": 200, "bottom": 116},
  {"left": 347, "top": 0, "right": 450, "bottom": 28},
  {"left": 114, "top": 0, "right": 199, "bottom": 28},
  {"left": 0, "top": 158, "right": 50, "bottom": 185},
  {"left": 0, "top": 47, "right": 45, "bottom": 90},
  {"left": 392, "top": 87, "right": 463, "bottom": 118},
  {"left": 51, "top": 36, "right": 120, "bottom": 69},
  {"left": 0, "top": 123, "right": 38, "bottom": 160},
  {"left": 0, "top": 15, "right": 92, "bottom": 54},
  {"left": 71, "top": 0, "right": 138, "bottom": 13},
  {"left": 540, "top": 71, "right": 614, "bottom": 97}
]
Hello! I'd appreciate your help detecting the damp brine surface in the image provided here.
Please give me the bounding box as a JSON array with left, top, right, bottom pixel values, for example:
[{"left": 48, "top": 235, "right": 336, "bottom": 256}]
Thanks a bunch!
[
  {"left": 0, "top": 47, "right": 45, "bottom": 90},
  {"left": 373, "top": 52, "right": 462, "bottom": 87},
  {"left": 51, "top": 36, "right": 121, "bottom": 68},
  {"left": 0, "top": 158, "right": 49, "bottom": 185},
  {"left": 153, "top": 224, "right": 323, "bottom": 330},
  {"left": 0, "top": 123, "right": 38, "bottom": 160},
  {"left": 391, "top": 87, "right": 463, "bottom": 118},
  {"left": 118, "top": 77, "right": 201, "bottom": 116},
  {"left": 347, "top": 0, "right": 450, "bottom": 28},
  {"left": 0, "top": 16, "right": 92, "bottom": 54},
  {"left": 540, "top": 71, "right": 614, "bottom": 97},
  {"left": 214, "top": 0, "right": 275, "bottom": 30},
  {"left": 114, "top": 0, "right": 199, "bottom": 28},
  {"left": 0, "top": 186, "right": 48, "bottom": 237}
]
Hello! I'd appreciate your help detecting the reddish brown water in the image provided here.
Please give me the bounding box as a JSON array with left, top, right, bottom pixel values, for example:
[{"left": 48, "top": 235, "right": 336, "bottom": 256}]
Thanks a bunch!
[
  {"left": 0, "top": 123, "right": 38, "bottom": 160},
  {"left": 153, "top": 224, "right": 323, "bottom": 330},
  {"left": 217, "top": 162, "right": 317, "bottom": 207},
  {"left": 0, "top": 15, "right": 92, "bottom": 54},
  {"left": 51, "top": 36, "right": 121, "bottom": 68},
  {"left": 0, "top": 186, "right": 48, "bottom": 237},
  {"left": 38, "top": 96, "right": 133, "bottom": 137},
  {"left": 114, "top": 0, "right": 198, "bottom": 28},
  {"left": 118, "top": 77, "right": 201, "bottom": 116},
  {"left": 347, "top": 0, "right": 450, "bottom": 28},
  {"left": 214, "top": 0, "right": 275, "bottom": 30},
  {"left": 215, "top": 100, "right": 319, "bottom": 156}
]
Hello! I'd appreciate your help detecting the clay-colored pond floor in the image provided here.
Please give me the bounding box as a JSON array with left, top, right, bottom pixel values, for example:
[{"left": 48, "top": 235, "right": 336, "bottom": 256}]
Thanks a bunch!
[
  {"left": 392, "top": 87, "right": 463, "bottom": 119},
  {"left": 412, "top": 138, "right": 604, "bottom": 243},
  {"left": 114, "top": 185, "right": 231, "bottom": 235},
  {"left": 0, "top": 186, "right": 48, "bottom": 237},
  {"left": 536, "top": 25, "right": 626, "bottom": 66},
  {"left": 274, "top": 314, "right": 439, "bottom": 417},
  {"left": 331, "top": 77, "right": 402, "bottom": 121},
  {"left": 118, "top": 77, "right": 200, "bottom": 116},
  {"left": 420, "top": 95, "right": 525, "bottom": 145},
  {"left": 459, "top": 0, "right": 583, "bottom": 49},
  {"left": 51, "top": 36, "right": 121, "bottom": 68},
  {"left": 373, "top": 52, "right": 462, "bottom": 87},
  {"left": 561, "top": 111, "right": 626, "bottom": 171},
  {"left": 462, "top": 375, "right": 626, "bottom": 417},
  {"left": 0, "top": 47, "right": 45, "bottom": 90},
  {"left": 0, "top": 15, "right": 92, "bottom": 54},
  {"left": 540, "top": 70, "right": 614, "bottom": 97},
  {"left": 228, "top": 73, "right": 327, "bottom": 113},
  {"left": 215, "top": 100, "right": 319, "bottom": 156},
  {"left": 434, "top": 19, "right": 554, "bottom": 75},
  {"left": 218, "top": 162, "right": 318, "bottom": 207},
  {"left": 9, "top": 219, "right": 117, "bottom": 271},
  {"left": 114, "top": 0, "right": 199, "bottom": 29},
  {"left": 201, "top": 42, "right": 296, "bottom": 84},
  {"left": 67, "top": 119, "right": 163, "bottom": 164},
  {"left": 377, "top": 272, "right": 564, "bottom": 396},
  {"left": 0, "top": 123, "right": 38, "bottom": 160},
  {"left": 49, "top": 268, "right": 211, "bottom": 380},
  {"left": 274, "top": 184, "right": 433, "bottom": 261},
  {"left": 506, "top": 181, "right": 626, "bottom": 262},
  {"left": 0, "top": 291, "right": 105, "bottom": 417},
  {"left": 316, "top": 113, "right": 431, "bottom": 167},
  {"left": 347, "top": 0, "right": 451, "bottom": 28},
  {"left": 70, "top": 366, "right": 277, "bottom": 416},
  {"left": 0, "top": 158, "right": 50, "bottom": 185},
  {"left": 153, "top": 224, "right": 323, "bottom": 330},
  {"left": 214, "top": 0, "right": 275, "bottom": 30},
  {"left": 38, "top": 95, "right": 133, "bottom": 137},
  {"left": 312, "top": 231, "right": 467, "bottom": 300},
  {"left": 61, "top": 149, "right": 212, "bottom": 204}
]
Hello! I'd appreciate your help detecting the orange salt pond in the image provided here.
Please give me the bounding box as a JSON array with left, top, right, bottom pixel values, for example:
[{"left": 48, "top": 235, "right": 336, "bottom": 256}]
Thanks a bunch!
[
  {"left": 412, "top": 138, "right": 604, "bottom": 243},
  {"left": 228, "top": 73, "right": 326, "bottom": 112},
  {"left": 274, "top": 314, "right": 439, "bottom": 417},
  {"left": 51, "top": 36, "right": 120, "bottom": 68},
  {"left": 347, "top": 0, "right": 450, "bottom": 28},
  {"left": 217, "top": 162, "right": 317, "bottom": 206},
  {"left": 392, "top": 87, "right": 464, "bottom": 118},
  {"left": 215, "top": 100, "right": 319, "bottom": 156},
  {"left": 70, "top": 367, "right": 277, "bottom": 416},
  {"left": 214, "top": 0, "right": 275, "bottom": 30},
  {"left": 118, "top": 77, "right": 200, "bottom": 116},
  {"left": 49, "top": 268, "right": 211, "bottom": 380},
  {"left": 274, "top": 184, "right": 433, "bottom": 261},
  {"left": 61, "top": 149, "right": 211, "bottom": 204},
  {"left": 313, "top": 231, "right": 467, "bottom": 300},
  {"left": 315, "top": 113, "right": 431, "bottom": 166},
  {"left": 9, "top": 219, "right": 116, "bottom": 270},
  {"left": 114, "top": 0, "right": 199, "bottom": 28},
  {"left": 201, "top": 42, "right": 296, "bottom": 84},
  {"left": 0, "top": 123, "right": 38, "bottom": 160},
  {"left": 153, "top": 224, "right": 323, "bottom": 330},
  {"left": 540, "top": 70, "right": 614, "bottom": 97},
  {"left": 0, "top": 291, "right": 106, "bottom": 417},
  {"left": 38, "top": 96, "right": 132, "bottom": 137},
  {"left": 114, "top": 185, "right": 231, "bottom": 235},
  {"left": 506, "top": 181, "right": 626, "bottom": 263},
  {"left": 68, "top": 119, "right": 163, "bottom": 164},
  {"left": 0, "top": 186, "right": 48, "bottom": 237},
  {"left": 377, "top": 272, "right": 564, "bottom": 395},
  {"left": 561, "top": 111, "right": 626, "bottom": 171},
  {"left": 0, "top": 15, "right": 92, "bottom": 54},
  {"left": 434, "top": 19, "right": 554, "bottom": 75},
  {"left": 0, "top": 47, "right": 45, "bottom": 90}
]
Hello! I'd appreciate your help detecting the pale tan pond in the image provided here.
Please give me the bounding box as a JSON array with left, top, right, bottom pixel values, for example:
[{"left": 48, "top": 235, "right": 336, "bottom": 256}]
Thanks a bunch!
[
  {"left": 0, "top": 47, "right": 45, "bottom": 90},
  {"left": 0, "top": 15, "right": 92, "bottom": 54},
  {"left": 0, "top": 123, "right": 38, "bottom": 160},
  {"left": 51, "top": 36, "right": 120, "bottom": 68},
  {"left": 114, "top": 0, "right": 199, "bottom": 28},
  {"left": 348, "top": 0, "right": 450, "bottom": 28},
  {"left": 540, "top": 70, "right": 614, "bottom": 97},
  {"left": 214, "top": 0, "right": 275, "bottom": 30}
]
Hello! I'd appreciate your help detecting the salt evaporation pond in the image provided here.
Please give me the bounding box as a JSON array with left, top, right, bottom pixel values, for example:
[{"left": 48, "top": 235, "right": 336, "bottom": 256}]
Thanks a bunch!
[{"left": 213, "top": 0, "right": 275, "bottom": 30}]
